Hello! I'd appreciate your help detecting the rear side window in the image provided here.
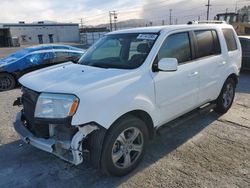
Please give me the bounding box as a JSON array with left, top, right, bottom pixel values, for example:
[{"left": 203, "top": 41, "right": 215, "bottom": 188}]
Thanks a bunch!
[
  {"left": 194, "top": 30, "right": 221, "bottom": 59},
  {"left": 222, "top": 29, "right": 238, "bottom": 51},
  {"left": 158, "top": 32, "right": 192, "bottom": 64}
]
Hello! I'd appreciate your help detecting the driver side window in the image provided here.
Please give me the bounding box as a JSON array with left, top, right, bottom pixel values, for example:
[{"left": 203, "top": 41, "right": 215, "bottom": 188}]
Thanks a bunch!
[{"left": 158, "top": 32, "right": 192, "bottom": 64}]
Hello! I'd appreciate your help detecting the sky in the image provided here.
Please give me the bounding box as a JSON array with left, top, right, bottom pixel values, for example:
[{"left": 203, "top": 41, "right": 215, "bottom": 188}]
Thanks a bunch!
[{"left": 0, "top": 0, "right": 249, "bottom": 26}]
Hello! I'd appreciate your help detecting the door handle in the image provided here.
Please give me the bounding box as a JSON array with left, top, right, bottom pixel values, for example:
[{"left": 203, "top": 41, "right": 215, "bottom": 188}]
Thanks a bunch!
[{"left": 188, "top": 71, "right": 199, "bottom": 77}]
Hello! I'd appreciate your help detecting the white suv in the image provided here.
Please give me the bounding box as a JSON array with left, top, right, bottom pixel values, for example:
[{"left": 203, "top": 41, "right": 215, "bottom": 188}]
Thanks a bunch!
[{"left": 14, "top": 23, "right": 241, "bottom": 176}]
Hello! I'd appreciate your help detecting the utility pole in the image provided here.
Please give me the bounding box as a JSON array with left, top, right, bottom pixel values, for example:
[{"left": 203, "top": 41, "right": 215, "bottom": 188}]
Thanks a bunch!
[
  {"left": 205, "top": 0, "right": 211, "bottom": 20},
  {"left": 109, "top": 11, "right": 118, "bottom": 31},
  {"left": 169, "top": 9, "right": 172, "bottom": 25},
  {"left": 162, "top": 20, "right": 165, "bottom": 25},
  {"left": 80, "top": 18, "right": 84, "bottom": 30},
  {"left": 114, "top": 11, "right": 118, "bottom": 30},
  {"left": 109, "top": 11, "right": 113, "bottom": 31},
  {"left": 235, "top": 1, "right": 238, "bottom": 13}
]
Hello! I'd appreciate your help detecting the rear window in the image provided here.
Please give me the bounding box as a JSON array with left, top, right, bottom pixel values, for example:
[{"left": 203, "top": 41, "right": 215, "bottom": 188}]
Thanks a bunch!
[
  {"left": 222, "top": 29, "right": 238, "bottom": 51},
  {"left": 194, "top": 30, "right": 221, "bottom": 59}
]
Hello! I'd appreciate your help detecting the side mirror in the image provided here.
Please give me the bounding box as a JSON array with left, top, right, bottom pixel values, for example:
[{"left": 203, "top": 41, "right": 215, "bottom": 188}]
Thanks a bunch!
[{"left": 158, "top": 58, "right": 178, "bottom": 72}]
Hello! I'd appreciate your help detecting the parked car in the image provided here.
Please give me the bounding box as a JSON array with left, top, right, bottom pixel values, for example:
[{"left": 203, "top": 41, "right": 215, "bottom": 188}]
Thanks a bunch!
[
  {"left": 14, "top": 23, "right": 241, "bottom": 176},
  {"left": 0, "top": 45, "right": 85, "bottom": 91},
  {"left": 239, "top": 36, "right": 250, "bottom": 70}
]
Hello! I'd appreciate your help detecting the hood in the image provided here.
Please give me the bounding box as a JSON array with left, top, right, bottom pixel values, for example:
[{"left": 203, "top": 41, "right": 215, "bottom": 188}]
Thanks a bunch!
[
  {"left": 0, "top": 57, "right": 17, "bottom": 66},
  {"left": 19, "top": 62, "right": 136, "bottom": 94}
]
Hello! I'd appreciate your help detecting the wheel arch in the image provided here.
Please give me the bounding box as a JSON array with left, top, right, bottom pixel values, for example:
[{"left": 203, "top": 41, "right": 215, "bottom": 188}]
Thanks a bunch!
[
  {"left": 0, "top": 71, "right": 18, "bottom": 81},
  {"left": 227, "top": 73, "right": 239, "bottom": 85},
  {"left": 87, "top": 109, "right": 155, "bottom": 169},
  {"left": 108, "top": 110, "right": 155, "bottom": 140}
]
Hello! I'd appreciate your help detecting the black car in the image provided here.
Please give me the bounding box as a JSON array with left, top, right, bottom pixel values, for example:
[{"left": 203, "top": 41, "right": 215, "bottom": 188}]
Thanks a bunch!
[
  {"left": 239, "top": 36, "right": 250, "bottom": 70},
  {"left": 0, "top": 45, "right": 85, "bottom": 91}
]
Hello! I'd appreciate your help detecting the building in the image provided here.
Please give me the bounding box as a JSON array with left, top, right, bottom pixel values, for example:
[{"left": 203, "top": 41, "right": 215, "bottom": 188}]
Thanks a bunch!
[
  {"left": 237, "top": 5, "right": 250, "bottom": 22},
  {"left": 215, "top": 11, "right": 250, "bottom": 36},
  {"left": 0, "top": 22, "right": 80, "bottom": 47},
  {"left": 215, "top": 13, "right": 238, "bottom": 24}
]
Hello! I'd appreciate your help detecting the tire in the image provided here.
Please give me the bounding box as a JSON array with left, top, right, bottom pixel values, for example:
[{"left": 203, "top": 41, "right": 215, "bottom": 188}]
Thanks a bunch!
[
  {"left": 88, "top": 127, "right": 106, "bottom": 168},
  {"left": 101, "top": 115, "right": 149, "bottom": 176},
  {"left": 0, "top": 73, "right": 16, "bottom": 91},
  {"left": 214, "top": 78, "right": 236, "bottom": 114}
]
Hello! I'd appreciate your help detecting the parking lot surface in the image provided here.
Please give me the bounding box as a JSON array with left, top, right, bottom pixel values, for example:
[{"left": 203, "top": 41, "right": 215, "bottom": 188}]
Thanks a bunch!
[{"left": 0, "top": 73, "right": 249, "bottom": 188}]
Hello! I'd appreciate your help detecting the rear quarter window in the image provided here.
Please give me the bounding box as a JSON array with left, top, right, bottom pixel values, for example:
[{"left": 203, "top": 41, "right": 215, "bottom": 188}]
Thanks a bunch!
[{"left": 222, "top": 29, "right": 238, "bottom": 51}]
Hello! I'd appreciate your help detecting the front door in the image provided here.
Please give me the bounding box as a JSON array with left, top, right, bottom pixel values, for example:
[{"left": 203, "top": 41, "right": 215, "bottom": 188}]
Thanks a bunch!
[{"left": 153, "top": 32, "right": 199, "bottom": 124}]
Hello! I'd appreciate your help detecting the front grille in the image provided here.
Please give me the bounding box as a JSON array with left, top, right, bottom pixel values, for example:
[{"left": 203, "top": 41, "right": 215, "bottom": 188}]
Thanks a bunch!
[{"left": 22, "top": 87, "right": 49, "bottom": 138}]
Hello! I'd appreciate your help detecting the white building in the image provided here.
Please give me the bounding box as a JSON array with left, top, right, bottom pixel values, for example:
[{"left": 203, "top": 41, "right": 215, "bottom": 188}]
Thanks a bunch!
[{"left": 0, "top": 22, "right": 80, "bottom": 47}]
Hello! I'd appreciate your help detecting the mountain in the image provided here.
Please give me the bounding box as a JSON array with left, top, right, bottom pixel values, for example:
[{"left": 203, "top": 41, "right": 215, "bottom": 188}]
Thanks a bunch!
[{"left": 96, "top": 19, "right": 148, "bottom": 29}]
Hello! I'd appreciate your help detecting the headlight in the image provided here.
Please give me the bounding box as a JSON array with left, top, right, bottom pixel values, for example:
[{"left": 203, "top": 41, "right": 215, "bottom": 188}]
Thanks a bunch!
[{"left": 34, "top": 93, "right": 79, "bottom": 118}]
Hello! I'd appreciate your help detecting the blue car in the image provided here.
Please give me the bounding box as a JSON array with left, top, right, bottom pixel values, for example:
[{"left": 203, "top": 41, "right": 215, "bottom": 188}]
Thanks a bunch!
[{"left": 0, "top": 44, "right": 85, "bottom": 91}]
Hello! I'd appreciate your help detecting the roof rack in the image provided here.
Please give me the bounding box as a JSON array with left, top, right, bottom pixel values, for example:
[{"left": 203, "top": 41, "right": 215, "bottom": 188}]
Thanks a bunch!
[{"left": 187, "top": 20, "right": 227, "bottom": 25}]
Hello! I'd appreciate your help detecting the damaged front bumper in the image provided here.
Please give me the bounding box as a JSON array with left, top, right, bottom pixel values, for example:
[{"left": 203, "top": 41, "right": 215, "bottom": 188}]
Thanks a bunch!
[{"left": 14, "top": 112, "right": 98, "bottom": 165}]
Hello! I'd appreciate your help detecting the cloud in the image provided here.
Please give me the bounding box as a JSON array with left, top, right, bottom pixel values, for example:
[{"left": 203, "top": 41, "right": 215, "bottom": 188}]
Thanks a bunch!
[
  {"left": 0, "top": 0, "right": 247, "bottom": 25},
  {"left": 0, "top": 0, "right": 143, "bottom": 25},
  {"left": 141, "top": 0, "right": 240, "bottom": 24}
]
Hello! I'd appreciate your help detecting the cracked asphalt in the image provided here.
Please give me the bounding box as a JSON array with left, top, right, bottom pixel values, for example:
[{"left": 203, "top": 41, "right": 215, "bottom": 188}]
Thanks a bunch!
[{"left": 0, "top": 72, "right": 249, "bottom": 188}]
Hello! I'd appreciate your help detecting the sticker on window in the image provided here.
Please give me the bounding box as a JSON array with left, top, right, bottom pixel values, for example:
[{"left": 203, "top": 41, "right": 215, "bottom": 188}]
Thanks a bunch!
[{"left": 137, "top": 34, "right": 158, "bottom": 40}]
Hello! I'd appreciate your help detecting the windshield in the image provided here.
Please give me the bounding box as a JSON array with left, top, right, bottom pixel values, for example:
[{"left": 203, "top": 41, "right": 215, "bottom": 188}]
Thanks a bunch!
[
  {"left": 78, "top": 33, "right": 158, "bottom": 69},
  {"left": 5, "top": 49, "right": 30, "bottom": 60}
]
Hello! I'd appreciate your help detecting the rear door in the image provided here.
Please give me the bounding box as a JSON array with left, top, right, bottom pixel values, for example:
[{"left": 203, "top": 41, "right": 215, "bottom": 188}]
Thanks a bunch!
[
  {"left": 192, "top": 29, "right": 223, "bottom": 104},
  {"left": 153, "top": 31, "right": 200, "bottom": 124}
]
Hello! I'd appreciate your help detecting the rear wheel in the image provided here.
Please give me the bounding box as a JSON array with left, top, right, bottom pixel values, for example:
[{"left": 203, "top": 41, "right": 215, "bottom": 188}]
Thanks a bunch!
[
  {"left": 214, "top": 78, "right": 236, "bottom": 114},
  {"left": 0, "top": 73, "right": 16, "bottom": 91},
  {"left": 101, "top": 115, "right": 148, "bottom": 176}
]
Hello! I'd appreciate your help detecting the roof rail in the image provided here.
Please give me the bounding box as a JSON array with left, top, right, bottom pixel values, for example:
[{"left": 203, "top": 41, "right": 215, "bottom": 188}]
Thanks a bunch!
[{"left": 187, "top": 20, "right": 227, "bottom": 25}]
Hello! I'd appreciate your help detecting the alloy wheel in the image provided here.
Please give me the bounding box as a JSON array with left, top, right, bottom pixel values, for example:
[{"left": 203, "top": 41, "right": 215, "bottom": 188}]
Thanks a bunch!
[
  {"left": 111, "top": 127, "right": 144, "bottom": 169},
  {"left": 0, "top": 76, "right": 12, "bottom": 90},
  {"left": 222, "top": 82, "right": 234, "bottom": 108}
]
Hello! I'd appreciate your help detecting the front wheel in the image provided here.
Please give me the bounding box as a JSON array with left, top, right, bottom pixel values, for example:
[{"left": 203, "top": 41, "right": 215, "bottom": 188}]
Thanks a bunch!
[
  {"left": 214, "top": 78, "right": 236, "bottom": 114},
  {"left": 0, "top": 73, "right": 16, "bottom": 91},
  {"left": 101, "top": 115, "right": 148, "bottom": 176}
]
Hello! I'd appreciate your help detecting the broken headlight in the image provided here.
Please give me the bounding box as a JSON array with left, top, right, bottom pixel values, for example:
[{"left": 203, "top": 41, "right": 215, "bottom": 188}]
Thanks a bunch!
[{"left": 34, "top": 93, "right": 79, "bottom": 118}]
